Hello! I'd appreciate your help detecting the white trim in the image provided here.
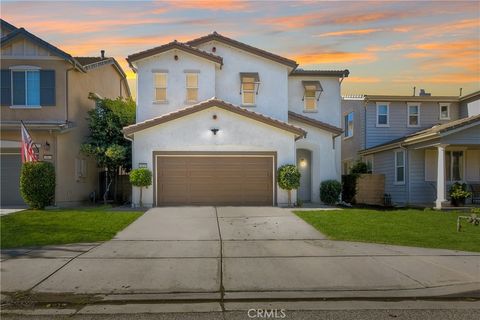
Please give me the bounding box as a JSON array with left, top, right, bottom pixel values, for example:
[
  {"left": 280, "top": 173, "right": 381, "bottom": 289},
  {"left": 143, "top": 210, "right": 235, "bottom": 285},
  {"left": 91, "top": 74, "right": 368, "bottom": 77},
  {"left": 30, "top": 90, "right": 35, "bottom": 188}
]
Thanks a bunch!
[
  {"left": 394, "top": 149, "right": 405, "bottom": 185},
  {"left": 376, "top": 102, "right": 389, "bottom": 127},
  {"left": 439, "top": 103, "right": 451, "bottom": 120},
  {"left": 407, "top": 102, "right": 421, "bottom": 127},
  {"left": 9, "top": 65, "right": 41, "bottom": 70}
]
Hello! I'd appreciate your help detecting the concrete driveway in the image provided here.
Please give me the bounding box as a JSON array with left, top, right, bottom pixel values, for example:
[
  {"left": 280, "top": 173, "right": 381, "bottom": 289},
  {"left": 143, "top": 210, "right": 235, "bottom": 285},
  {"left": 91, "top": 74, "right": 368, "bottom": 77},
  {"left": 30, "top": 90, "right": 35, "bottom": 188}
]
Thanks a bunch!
[{"left": 1, "top": 207, "right": 479, "bottom": 300}]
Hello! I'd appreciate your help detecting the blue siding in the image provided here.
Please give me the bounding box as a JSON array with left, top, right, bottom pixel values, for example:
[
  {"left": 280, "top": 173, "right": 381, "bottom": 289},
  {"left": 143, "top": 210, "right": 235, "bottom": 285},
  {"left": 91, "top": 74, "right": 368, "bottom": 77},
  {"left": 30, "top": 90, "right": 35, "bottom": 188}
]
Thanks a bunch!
[
  {"left": 372, "top": 149, "right": 407, "bottom": 205},
  {"left": 442, "top": 125, "right": 480, "bottom": 144},
  {"left": 409, "top": 149, "right": 436, "bottom": 204},
  {"left": 366, "top": 101, "right": 460, "bottom": 148}
]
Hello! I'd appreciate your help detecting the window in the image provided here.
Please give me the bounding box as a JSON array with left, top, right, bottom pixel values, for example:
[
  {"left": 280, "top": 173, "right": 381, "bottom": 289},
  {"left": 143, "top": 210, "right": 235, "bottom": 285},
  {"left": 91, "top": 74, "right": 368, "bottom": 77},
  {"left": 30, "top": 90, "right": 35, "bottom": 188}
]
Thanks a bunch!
[
  {"left": 394, "top": 150, "right": 405, "bottom": 184},
  {"left": 446, "top": 151, "right": 464, "bottom": 181},
  {"left": 12, "top": 70, "right": 40, "bottom": 106},
  {"left": 439, "top": 103, "right": 450, "bottom": 120},
  {"left": 376, "top": 103, "right": 389, "bottom": 126},
  {"left": 186, "top": 73, "right": 198, "bottom": 102},
  {"left": 154, "top": 73, "right": 167, "bottom": 102},
  {"left": 344, "top": 112, "right": 354, "bottom": 138},
  {"left": 241, "top": 76, "right": 256, "bottom": 105},
  {"left": 407, "top": 103, "right": 420, "bottom": 127},
  {"left": 302, "top": 80, "right": 322, "bottom": 112},
  {"left": 304, "top": 88, "right": 316, "bottom": 111},
  {"left": 363, "top": 155, "right": 374, "bottom": 172}
]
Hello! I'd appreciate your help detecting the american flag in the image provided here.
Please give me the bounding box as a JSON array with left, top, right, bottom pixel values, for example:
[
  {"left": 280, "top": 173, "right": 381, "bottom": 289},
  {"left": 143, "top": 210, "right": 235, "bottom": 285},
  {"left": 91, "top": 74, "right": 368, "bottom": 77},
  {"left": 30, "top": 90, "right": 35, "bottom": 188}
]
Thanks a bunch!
[{"left": 21, "top": 121, "right": 39, "bottom": 163}]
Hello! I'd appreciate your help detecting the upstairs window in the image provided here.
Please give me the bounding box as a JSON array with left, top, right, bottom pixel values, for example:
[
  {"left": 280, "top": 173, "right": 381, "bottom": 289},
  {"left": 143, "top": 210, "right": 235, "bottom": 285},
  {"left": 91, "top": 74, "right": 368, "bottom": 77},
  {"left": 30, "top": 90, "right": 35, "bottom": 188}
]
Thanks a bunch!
[
  {"left": 12, "top": 70, "right": 40, "bottom": 107},
  {"left": 439, "top": 103, "right": 450, "bottom": 120},
  {"left": 344, "top": 112, "right": 354, "bottom": 138},
  {"left": 240, "top": 72, "right": 259, "bottom": 106},
  {"left": 302, "top": 80, "right": 322, "bottom": 112},
  {"left": 186, "top": 73, "right": 198, "bottom": 102},
  {"left": 394, "top": 150, "right": 405, "bottom": 184},
  {"left": 376, "top": 103, "right": 389, "bottom": 127},
  {"left": 407, "top": 103, "right": 420, "bottom": 127},
  {"left": 154, "top": 73, "right": 167, "bottom": 102}
]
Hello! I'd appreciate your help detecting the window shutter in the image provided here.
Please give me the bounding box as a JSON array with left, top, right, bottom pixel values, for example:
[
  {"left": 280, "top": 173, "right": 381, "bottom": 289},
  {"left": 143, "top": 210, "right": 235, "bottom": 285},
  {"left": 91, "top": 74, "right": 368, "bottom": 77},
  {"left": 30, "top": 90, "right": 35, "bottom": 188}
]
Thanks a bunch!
[
  {"left": 1, "top": 70, "right": 11, "bottom": 106},
  {"left": 40, "top": 70, "right": 55, "bottom": 106},
  {"left": 425, "top": 149, "right": 437, "bottom": 181}
]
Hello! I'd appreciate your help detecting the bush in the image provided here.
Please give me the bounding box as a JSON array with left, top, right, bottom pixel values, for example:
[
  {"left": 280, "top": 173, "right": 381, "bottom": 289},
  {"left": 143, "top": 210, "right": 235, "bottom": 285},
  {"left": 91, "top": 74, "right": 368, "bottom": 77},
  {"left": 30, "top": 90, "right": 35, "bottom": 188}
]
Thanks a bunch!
[
  {"left": 20, "top": 162, "right": 56, "bottom": 209},
  {"left": 277, "top": 164, "right": 301, "bottom": 206},
  {"left": 129, "top": 168, "right": 152, "bottom": 207},
  {"left": 320, "top": 180, "right": 341, "bottom": 205},
  {"left": 351, "top": 161, "right": 369, "bottom": 174},
  {"left": 341, "top": 174, "right": 357, "bottom": 203}
]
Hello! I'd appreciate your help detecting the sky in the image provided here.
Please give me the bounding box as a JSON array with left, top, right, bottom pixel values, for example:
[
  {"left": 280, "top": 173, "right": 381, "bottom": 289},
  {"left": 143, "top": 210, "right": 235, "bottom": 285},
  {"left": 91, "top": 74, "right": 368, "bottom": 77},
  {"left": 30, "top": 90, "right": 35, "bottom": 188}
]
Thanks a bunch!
[{"left": 2, "top": 0, "right": 479, "bottom": 97}]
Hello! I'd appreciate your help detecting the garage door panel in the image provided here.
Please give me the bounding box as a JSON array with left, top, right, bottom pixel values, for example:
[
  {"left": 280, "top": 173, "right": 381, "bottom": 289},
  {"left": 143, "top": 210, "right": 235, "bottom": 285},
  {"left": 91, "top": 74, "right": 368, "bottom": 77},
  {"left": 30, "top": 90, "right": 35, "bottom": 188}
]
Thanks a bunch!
[
  {"left": 1, "top": 153, "right": 25, "bottom": 206},
  {"left": 156, "top": 155, "right": 274, "bottom": 206}
]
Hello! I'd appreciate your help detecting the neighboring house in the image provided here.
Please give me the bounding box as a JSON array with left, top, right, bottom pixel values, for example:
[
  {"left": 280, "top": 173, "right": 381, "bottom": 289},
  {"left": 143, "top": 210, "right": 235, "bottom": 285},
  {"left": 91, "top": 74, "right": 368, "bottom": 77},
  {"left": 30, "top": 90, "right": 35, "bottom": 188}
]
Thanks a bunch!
[
  {"left": 0, "top": 19, "right": 130, "bottom": 207},
  {"left": 124, "top": 32, "right": 347, "bottom": 207},
  {"left": 341, "top": 91, "right": 480, "bottom": 208}
]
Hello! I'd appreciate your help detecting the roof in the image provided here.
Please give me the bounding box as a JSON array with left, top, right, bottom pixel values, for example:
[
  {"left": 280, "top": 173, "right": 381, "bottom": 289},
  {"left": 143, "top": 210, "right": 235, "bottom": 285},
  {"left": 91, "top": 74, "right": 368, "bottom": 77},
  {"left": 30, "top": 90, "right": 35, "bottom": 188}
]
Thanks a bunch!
[
  {"left": 75, "top": 57, "right": 106, "bottom": 66},
  {"left": 360, "top": 114, "right": 480, "bottom": 155},
  {"left": 186, "top": 32, "right": 298, "bottom": 69},
  {"left": 0, "top": 27, "right": 85, "bottom": 71},
  {"left": 123, "top": 98, "right": 306, "bottom": 138},
  {"left": 290, "top": 69, "right": 350, "bottom": 78},
  {"left": 1, "top": 19, "right": 17, "bottom": 34},
  {"left": 459, "top": 90, "right": 480, "bottom": 102},
  {"left": 364, "top": 94, "right": 459, "bottom": 102},
  {"left": 127, "top": 40, "right": 223, "bottom": 68},
  {"left": 288, "top": 111, "right": 343, "bottom": 135}
]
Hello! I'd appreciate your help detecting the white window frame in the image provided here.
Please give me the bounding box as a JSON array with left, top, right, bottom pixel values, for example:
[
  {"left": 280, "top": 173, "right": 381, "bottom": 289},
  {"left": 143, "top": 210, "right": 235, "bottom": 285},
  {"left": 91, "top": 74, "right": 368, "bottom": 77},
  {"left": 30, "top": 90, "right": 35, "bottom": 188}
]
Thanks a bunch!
[
  {"left": 344, "top": 112, "right": 354, "bottom": 138},
  {"left": 185, "top": 72, "right": 198, "bottom": 103},
  {"left": 407, "top": 102, "right": 421, "bottom": 127},
  {"left": 241, "top": 77, "right": 256, "bottom": 106},
  {"left": 10, "top": 66, "right": 41, "bottom": 109},
  {"left": 153, "top": 72, "right": 168, "bottom": 103},
  {"left": 439, "top": 103, "right": 450, "bottom": 120},
  {"left": 394, "top": 150, "right": 406, "bottom": 185},
  {"left": 376, "top": 102, "right": 389, "bottom": 127}
]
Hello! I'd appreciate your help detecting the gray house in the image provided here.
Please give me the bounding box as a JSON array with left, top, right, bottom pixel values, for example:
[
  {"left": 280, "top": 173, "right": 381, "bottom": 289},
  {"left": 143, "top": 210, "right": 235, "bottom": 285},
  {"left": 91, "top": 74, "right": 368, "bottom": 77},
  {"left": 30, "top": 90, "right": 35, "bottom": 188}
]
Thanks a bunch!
[{"left": 341, "top": 91, "right": 480, "bottom": 208}]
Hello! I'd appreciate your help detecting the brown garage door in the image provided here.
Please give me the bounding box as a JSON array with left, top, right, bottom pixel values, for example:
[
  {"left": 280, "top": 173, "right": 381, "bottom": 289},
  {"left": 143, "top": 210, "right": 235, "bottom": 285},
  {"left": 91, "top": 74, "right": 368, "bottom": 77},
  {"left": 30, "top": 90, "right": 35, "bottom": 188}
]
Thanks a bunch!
[{"left": 156, "top": 155, "right": 274, "bottom": 206}]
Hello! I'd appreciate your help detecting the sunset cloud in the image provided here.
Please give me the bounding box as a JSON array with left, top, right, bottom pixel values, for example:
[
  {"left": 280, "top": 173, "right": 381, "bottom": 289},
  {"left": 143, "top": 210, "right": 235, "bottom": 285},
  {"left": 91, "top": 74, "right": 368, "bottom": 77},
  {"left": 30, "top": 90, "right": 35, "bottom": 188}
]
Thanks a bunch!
[
  {"left": 315, "top": 28, "right": 382, "bottom": 38},
  {"left": 164, "top": 0, "right": 250, "bottom": 11},
  {"left": 346, "top": 76, "right": 382, "bottom": 83},
  {"left": 294, "top": 51, "right": 377, "bottom": 65}
]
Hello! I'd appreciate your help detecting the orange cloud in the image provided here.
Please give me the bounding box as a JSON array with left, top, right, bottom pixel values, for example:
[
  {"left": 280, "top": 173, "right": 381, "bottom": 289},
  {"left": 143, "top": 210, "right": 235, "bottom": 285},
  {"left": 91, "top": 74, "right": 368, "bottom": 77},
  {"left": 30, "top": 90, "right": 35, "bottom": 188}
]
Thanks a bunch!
[
  {"left": 165, "top": 0, "right": 250, "bottom": 11},
  {"left": 315, "top": 28, "right": 382, "bottom": 38},
  {"left": 294, "top": 51, "right": 377, "bottom": 65},
  {"left": 346, "top": 76, "right": 381, "bottom": 83},
  {"left": 394, "top": 73, "right": 479, "bottom": 84}
]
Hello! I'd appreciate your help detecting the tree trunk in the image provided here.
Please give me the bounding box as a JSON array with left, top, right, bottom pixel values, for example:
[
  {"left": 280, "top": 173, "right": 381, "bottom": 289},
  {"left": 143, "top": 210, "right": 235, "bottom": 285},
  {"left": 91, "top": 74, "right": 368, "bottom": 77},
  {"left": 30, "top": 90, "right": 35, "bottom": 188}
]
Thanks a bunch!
[
  {"left": 103, "top": 169, "right": 113, "bottom": 205},
  {"left": 139, "top": 187, "right": 143, "bottom": 208},
  {"left": 288, "top": 190, "right": 292, "bottom": 207}
]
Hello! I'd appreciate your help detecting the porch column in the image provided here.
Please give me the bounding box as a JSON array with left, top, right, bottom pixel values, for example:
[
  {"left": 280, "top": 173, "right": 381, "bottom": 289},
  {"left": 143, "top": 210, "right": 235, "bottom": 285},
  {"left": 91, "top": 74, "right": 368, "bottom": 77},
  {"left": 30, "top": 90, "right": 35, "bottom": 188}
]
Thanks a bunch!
[{"left": 435, "top": 144, "right": 448, "bottom": 209}]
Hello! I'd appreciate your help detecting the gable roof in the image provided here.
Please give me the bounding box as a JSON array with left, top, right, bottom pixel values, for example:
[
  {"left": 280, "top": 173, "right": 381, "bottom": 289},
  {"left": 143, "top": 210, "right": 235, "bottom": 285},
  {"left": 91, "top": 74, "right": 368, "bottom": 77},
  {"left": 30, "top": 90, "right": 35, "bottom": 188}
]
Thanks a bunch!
[
  {"left": 123, "top": 98, "right": 306, "bottom": 139},
  {"left": 75, "top": 56, "right": 128, "bottom": 78},
  {"left": 360, "top": 114, "right": 480, "bottom": 155},
  {"left": 127, "top": 40, "right": 223, "bottom": 69},
  {"left": 290, "top": 69, "right": 349, "bottom": 78},
  {"left": 186, "top": 32, "right": 298, "bottom": 69},
  {"left": 0, "top": 27, "right": 85, "bottom": 71},
  {"left": 459, "top": 90, "right": 480, "bottom": 102},
  {"left": 1, "top": 19, "right": 17, "bottom": 34},
  {"left": 365, "top": 94, "right": 459, "bottom": 102},
  {"left": 288, "top": 111, "right": 343, "bottom": 135}
]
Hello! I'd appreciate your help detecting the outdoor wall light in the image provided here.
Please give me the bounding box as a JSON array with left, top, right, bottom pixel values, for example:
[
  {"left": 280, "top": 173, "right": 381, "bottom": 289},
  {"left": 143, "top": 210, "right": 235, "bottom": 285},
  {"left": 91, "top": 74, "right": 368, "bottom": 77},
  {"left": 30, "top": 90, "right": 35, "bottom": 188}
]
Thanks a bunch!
[
  {"left": 300, "top": 158, "right": 307, "bottom": 167},
  {"left": 44, "top": 140, "right": 50, "bottom": 151},
  {"left": 211, "top": 128, "right": 220, "bottom": 135}
]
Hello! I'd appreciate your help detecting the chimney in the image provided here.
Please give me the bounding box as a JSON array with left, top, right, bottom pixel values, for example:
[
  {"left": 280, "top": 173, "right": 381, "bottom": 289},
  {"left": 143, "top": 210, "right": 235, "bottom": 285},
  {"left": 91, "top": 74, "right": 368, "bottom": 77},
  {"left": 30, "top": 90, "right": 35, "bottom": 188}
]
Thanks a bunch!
[
  {"left": 100, "top": 50, "right": 105, "bottom": 59},
  {"left": 419, "top": 89, "right": 431, "bottom": 96}
]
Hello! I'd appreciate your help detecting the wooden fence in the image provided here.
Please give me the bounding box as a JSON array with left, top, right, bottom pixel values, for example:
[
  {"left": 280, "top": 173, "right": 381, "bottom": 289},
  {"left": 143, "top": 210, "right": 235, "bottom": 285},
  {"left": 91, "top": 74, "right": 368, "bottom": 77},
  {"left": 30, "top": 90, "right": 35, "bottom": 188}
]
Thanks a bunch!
[{"left": 356, "top": 174, "right": 385, "bottom": 206}]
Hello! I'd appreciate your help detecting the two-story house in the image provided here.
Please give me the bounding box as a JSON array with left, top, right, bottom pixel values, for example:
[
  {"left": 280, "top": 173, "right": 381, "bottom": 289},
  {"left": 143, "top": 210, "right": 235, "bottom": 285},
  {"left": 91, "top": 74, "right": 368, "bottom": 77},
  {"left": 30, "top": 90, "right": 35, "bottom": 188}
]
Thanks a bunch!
[
  {"left": 0, "top": 19, "right": 130, "bottom": 206},
  {"left": 341, "top": 91, "right": 480, "bottom": 208},
  {"left": 124, "top": 32, "right": 348, "bottom": 207}
]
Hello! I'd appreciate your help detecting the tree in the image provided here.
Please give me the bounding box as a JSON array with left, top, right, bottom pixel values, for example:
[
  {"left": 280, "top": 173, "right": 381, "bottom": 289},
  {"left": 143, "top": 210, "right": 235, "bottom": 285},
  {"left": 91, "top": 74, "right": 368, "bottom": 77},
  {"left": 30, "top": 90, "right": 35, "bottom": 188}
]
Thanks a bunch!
[
  {"left": 20, "top": 162, "right": 55, "bottom": 209},
  {"left": 277, "top": 164, "right": 301, "bottom": 206},
  {"left": 81, "top": 97, "right": 135, "bottom": 204},
  {"left": 129, "top": 168, "right": 152, "bottom": 207}
]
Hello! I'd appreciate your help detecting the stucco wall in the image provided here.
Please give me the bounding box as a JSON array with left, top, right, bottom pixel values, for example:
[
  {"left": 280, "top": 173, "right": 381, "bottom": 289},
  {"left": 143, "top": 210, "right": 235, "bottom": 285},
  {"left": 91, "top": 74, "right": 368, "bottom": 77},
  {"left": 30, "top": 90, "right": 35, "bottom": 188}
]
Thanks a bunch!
[
  {"left": 135, "top": 50, "right": 217, "bottom": 122},
  {"left": 290, "top": 119, "right": 341, "bottom": 203},
  {"left": 132, "top": 107, "right": 297, "bottom": 207}
]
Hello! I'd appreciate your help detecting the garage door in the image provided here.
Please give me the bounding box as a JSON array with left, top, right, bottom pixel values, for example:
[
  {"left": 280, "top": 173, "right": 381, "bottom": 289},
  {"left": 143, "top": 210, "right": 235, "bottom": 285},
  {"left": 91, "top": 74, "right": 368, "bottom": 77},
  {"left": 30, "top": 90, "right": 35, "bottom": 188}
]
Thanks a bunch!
[
  {"left": 1, "top": 153, "right": 25, "bottom": 207},
  {"left": 156, "top": 155, "right": 274, "bottom": 206}
]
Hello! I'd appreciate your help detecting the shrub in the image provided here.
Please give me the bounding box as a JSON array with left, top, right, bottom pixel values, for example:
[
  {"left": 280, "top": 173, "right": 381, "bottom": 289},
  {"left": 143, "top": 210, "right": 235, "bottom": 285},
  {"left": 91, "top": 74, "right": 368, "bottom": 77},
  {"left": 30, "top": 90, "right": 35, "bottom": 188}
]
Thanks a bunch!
[
  {"left": 20, "top": 161, "right": 56, "bottom": 209},
  {"left": 449, "top": 182, "right": 471, "bottom": 206},
  {"left": 277, "top": 164, "right": 301, "bottom": 206},
  {"left": 341, "top": 174, "right": 357, "bottom": 203},
  {"left": 350, "top": 161, "right": 369, "bottom": 174},
  {"left": 320, "top": 180, "right": 341, "bottom": 205},
  {"left": 129, "top": 168, "right": 152, "bottom": 207}
]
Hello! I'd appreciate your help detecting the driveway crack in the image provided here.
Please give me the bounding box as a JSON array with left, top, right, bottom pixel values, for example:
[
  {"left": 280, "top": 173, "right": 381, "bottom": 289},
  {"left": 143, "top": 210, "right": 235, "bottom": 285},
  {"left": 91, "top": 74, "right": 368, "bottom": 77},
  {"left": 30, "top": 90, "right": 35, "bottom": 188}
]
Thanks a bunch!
[{"left": 214, "top": 207, "right": 226, "bottom": 314}]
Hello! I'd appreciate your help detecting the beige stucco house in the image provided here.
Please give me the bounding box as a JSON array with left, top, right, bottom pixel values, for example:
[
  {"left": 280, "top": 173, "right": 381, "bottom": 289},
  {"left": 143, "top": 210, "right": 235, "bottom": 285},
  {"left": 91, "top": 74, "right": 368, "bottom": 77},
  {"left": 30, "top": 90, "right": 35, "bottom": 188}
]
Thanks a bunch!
[{"left": 0, "top": 19, "right": 130, "bottom": 206}]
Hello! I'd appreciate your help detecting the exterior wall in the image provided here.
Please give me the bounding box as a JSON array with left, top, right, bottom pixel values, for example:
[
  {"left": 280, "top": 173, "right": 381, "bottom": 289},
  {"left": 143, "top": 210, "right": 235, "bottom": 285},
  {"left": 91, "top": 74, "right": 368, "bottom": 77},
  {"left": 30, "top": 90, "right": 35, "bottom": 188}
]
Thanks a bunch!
[
  {"left": 132, "top": 107, "right": 296, "bottom": 207},
  {"left": 341, "top": 98, "right": 365, "bottom": 164},
  {"left": 288, "top": 77, "right": 341, "bottom": 127},
  {"left": 408, "top": 148, "right": 436, "bottom": 204},
  {"left": 365, "top": 101, "right": 460, "bottom": 148},
  {"left": 372, "top": 149, "right": 408, "bottom": 205},
  {"left": 0, "top": 57, "right": 69, "bottom": 122},
  {"left": 196, "top": 41, "right": 290, "bottom": 122},
  {"left": 291, "top": 119, "right": 341, "bottom": 203},
  {"left": 442, "top": 125, "right": 480, "bottom": 144},
  {"left": 460, "top": 98, "right": 480, "bottom": 117},
  {"left": 135, "top": 50, "right": 217, "bottom": 122}
]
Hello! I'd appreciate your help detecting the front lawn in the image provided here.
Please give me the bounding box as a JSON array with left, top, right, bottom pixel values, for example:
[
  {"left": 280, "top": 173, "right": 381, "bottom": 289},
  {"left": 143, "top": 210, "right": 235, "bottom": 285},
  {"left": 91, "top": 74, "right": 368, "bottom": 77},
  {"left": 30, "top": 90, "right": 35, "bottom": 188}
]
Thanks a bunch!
[
  {"left": 1, "top": 207, "right": 142, "bottom": 249},
  {"left": 295, "top": 209, "right": 480, "bottom": 252}
]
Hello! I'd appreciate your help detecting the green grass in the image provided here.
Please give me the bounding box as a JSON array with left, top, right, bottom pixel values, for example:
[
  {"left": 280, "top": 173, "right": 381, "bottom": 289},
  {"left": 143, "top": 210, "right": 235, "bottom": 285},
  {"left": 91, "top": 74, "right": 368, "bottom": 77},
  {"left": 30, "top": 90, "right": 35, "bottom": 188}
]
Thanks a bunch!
[
  {"left": 1, "top": 207, "right": 142, "bottom": 249},
  {"left": 295, "top": 209, "right": 480, "bottom": 252}
]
